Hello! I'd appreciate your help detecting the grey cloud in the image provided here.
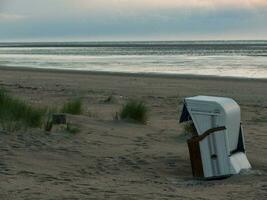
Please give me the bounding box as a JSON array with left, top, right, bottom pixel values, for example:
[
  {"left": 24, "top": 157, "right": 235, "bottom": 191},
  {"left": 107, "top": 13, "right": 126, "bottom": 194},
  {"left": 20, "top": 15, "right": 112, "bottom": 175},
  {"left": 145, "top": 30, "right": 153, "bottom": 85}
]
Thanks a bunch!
[{"left": 0, "top": 1, "right": 267, "bottom": 41}]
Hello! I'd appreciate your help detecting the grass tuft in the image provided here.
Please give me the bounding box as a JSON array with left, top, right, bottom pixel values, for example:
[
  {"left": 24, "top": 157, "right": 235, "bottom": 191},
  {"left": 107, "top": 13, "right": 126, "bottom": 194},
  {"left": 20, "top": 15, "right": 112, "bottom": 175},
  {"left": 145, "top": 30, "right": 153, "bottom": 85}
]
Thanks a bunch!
[
  {"left": 61, "top": 98, "right": 82, "bottom": 115},
  {"left": 66, "top": 123, "right": 80, "bottom": 134},
  {"left": 119, "top": 100, "right": 148, "bottom": 124},
  {"left": 183, "top": 121, "right": 198, "bottom": 138},
  {"left": 0, "top": 88, "right": 45, "bottom": 130}
]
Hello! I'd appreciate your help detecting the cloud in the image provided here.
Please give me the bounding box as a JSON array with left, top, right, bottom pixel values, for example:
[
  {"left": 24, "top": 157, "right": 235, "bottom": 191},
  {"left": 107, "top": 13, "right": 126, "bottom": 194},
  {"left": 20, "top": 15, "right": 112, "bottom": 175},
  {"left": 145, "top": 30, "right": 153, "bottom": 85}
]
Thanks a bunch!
[
  {"left": 73, "top": 0, "right": 267, "bottom": 10},
  {"left": 0, "top": 13, "right": 26, "bottom": 22},
  {"left": 0, "top": 0, "right": 267, "bottom": 41},
  {"left": 2, "top": 0, "right": 267, "bottom": 19}
]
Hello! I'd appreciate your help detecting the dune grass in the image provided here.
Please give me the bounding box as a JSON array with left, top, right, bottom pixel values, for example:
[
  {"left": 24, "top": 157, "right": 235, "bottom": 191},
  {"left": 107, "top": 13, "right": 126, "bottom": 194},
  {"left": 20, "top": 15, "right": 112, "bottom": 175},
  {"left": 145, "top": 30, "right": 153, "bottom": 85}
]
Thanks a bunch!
[
  {"left": 0, "top": 88, "right": 45, "bottom": 130},
  {"left": 120, "top": 100, "right": 148, "bottom": 124},
  {"left": 66, "top": 123, "right": 80, "bottom": 134},
  {"left": 183, "top": 121, "right": 198, "bottom": 138},
  {"left": 61, "top": 98, "right": 82, "bottom": 115}
]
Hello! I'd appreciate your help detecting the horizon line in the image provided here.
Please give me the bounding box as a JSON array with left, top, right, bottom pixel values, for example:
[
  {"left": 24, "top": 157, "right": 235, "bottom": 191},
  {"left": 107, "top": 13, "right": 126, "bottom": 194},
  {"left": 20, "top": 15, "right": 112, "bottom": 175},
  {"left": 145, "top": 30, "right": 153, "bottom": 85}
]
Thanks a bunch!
[{"left": 1, "top": 39, "right": 267, "bottom": 44}]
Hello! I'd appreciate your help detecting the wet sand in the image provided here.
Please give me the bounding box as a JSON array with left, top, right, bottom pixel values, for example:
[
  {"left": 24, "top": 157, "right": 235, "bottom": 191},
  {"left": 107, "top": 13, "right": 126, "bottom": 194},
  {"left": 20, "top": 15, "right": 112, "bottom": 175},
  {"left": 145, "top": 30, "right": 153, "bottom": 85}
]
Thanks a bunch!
[{"left": 0, "top": 67, "right": 267, "bottom": 199}]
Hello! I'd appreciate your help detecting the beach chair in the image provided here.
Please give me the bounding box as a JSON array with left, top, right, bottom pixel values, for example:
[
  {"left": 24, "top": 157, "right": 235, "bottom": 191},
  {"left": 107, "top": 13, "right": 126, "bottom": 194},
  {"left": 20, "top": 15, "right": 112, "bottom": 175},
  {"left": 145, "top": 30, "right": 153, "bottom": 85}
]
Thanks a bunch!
[{"left": 180, "top": 96, "right": 251, "bottom": 179}]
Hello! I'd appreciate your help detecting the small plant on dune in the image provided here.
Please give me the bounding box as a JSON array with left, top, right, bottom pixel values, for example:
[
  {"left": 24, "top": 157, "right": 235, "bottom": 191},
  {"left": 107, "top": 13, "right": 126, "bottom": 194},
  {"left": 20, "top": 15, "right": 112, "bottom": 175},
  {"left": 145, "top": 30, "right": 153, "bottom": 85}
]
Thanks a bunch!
[
  {"left": 183, "top": 121, "right": 198, "bottom": 138},
  {"left": 44, "top": 108, "right": 58, "bottom": 132},
  {"left": 61, "top": 98, "right": 82, "bottom": 115},
  {"left": 103, "top": 95, "right": 117, "bottom": 104},
  {"left": 104, "top": 95, "right": 113, "bottom": 103},
  {"left": 66, "top": 123, "right": 80, "bottom": 134},
  {"left": 119, "top": 100, "right": 148, "bottom": 124},
  {"left": 0, "top": 88, "right": 46, "bottom": 130}
]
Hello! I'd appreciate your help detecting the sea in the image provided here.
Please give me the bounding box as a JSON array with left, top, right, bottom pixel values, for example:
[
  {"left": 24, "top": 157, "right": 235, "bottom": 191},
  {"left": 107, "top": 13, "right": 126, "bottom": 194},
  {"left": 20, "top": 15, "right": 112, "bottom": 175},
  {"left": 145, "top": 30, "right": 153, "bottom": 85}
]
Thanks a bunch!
[{"left": 0, "top": 41, "right": 267, "bottom": 78}]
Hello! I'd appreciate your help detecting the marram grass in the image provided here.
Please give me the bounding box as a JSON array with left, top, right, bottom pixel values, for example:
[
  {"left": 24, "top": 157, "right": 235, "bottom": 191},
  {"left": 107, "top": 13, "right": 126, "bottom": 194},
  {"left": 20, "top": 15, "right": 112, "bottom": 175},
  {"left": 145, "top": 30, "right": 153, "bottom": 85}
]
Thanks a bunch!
[
  {"left": 0, "top": 88, "right": 45, "bottom": 130},
  {"left": 61, "top": 98, "right": 82, "bottom": 115},
  {"left": 120, "top": 100, "right": 148, "bottom": 124}
]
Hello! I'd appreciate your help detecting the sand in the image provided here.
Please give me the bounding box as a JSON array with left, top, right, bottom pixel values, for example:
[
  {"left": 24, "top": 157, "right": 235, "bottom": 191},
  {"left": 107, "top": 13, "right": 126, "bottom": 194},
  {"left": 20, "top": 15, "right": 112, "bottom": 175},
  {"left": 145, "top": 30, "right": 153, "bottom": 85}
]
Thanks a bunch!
[{"left": 0, "top": 67, "right": 267, "bottom": 200}]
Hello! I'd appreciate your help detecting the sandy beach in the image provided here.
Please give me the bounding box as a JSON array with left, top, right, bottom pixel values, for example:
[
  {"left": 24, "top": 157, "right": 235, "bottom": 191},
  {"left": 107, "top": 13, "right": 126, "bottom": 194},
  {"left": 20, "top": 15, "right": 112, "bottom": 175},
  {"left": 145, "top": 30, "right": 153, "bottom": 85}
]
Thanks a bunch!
[{"left": 0, "top": 67, "right": 267, "bottom": 200}]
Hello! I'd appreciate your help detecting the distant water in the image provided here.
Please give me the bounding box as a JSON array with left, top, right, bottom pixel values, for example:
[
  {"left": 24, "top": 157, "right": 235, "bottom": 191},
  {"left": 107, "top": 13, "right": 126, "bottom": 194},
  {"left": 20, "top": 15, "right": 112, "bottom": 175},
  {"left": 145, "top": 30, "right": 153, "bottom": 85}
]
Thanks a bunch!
[{"left": 0, "top": 41, "right": 267, "bottom": 78}]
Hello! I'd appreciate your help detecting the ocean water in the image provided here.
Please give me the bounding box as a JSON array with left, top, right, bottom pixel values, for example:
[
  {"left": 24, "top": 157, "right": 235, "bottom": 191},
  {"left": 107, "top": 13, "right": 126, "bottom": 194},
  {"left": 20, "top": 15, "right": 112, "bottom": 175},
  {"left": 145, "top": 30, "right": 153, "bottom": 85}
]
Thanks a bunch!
[{"left": 0, "top": 41, "right": 267, "bottom": 78}]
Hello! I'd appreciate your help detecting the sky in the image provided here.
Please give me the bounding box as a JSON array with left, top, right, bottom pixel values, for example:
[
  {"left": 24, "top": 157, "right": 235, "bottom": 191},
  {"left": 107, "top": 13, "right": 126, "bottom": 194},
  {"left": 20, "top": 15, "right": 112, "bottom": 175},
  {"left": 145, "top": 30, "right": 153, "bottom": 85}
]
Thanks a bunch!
[{"left": 0, "top": 0, "right": 267, "bottom": 41}]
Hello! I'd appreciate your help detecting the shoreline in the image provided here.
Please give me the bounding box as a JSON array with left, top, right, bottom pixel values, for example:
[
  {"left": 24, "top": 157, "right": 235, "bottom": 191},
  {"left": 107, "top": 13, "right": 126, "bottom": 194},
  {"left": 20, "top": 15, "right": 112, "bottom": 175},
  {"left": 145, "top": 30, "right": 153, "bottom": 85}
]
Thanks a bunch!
[
  {"left": 1, "top": 65, "right": 267, "bottom": 83},
  {"left": 1, "top": 40, "right": 267, "bottom": 47}
]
